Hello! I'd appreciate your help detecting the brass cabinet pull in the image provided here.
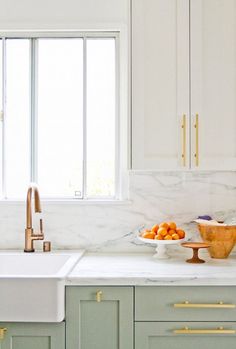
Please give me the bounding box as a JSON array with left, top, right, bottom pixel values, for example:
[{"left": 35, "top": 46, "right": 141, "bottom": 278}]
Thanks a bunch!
[
  {"left": 181, "top": 114, "right": 187, "bottom": 166},
  {"left": 96, "top": 291, "right": 102, "bottom": 303},
  {"left": 0, "top": 328, "right": 7, "bottom": 340},
  {"left": 174, "top": 327, "right": 236, "bottom": 335},
  {"left": 194, "top": 113, "right": 199, "bottom": 166},
  {"left": 174, "top": 301, "right": 236, "bottom": 308}
]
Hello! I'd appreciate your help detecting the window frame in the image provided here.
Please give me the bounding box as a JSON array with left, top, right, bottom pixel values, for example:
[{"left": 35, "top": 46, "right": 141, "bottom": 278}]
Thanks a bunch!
[{"left": 0, "top": 31, "right": 122, "bottom": 201}]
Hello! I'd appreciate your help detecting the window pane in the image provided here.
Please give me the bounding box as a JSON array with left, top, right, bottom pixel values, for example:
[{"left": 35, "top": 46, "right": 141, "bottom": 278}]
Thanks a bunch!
[
  {"left": 0, "top": 39, "right": 2, "bottom": 197},
  {"left": 5, "top": 39, "right": 30, "bottom": 198},
  {"left": 37, "top": 39, "right": 83, "bottom": 198},
  {"left": 86, "top": 39, "right": 116, "bottom": 197}
]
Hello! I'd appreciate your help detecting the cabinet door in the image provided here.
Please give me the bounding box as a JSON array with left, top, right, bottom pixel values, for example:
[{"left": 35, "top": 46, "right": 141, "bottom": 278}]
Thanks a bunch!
[
  {"left": 66, "top": 286, "right": 133, "bottom": 349},
  {"left": 0, "top": 322, "right": 65, "bottom": 349},
  {"left": 132, "top": 0, "right": 190, "bottom": 169},
  {"left": 191, "top": 0, "right": 236, "bottom": 169},
  {"left": 135, "top": 286, "right": 236, "bottom": 322},
  {"left": 136, "top": 322, "right": 236, "bottom": 349}
]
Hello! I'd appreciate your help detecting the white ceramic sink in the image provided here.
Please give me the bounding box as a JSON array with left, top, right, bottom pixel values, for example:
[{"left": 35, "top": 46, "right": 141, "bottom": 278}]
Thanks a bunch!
[{"left": 0, "top": 251, "right": 83, "bottom": 322}]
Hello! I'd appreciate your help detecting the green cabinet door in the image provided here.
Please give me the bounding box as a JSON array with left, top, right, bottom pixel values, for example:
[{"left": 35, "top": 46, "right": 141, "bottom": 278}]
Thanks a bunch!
[
  {"left": 135, "top": 286, "right": 236, "bottom": 321},
  {"left": 135, "top": 322, "right": 236, "bottom": 349},
  {"left": 0, "top": 322, "right": 65, "bottom": 349},
  {"left": 66, "top": 286, "right": 133, "bottom": 349}
]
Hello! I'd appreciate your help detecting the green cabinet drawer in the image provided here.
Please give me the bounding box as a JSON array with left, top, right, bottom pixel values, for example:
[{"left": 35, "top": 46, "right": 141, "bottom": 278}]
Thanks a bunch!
[
  {"left": 135, "top": 286, "right": 236, "bottom": 321},
  {"left": 66, "top": 286, "right": 133, "bottom": 349},
  {"left": 135, "top": 322, "right": 236, "bottom": 349},
  {"left": 0, "top": 322, "right": 65, "bottom": 349}
]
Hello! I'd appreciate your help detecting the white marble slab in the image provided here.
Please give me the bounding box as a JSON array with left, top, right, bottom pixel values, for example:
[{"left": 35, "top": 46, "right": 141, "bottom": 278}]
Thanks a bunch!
[
  {"left": 1, "top": 171, "right": 236, "bottom": 252},
  {"left": 67, "top": 252, "right": 236, "bottom": 286}
]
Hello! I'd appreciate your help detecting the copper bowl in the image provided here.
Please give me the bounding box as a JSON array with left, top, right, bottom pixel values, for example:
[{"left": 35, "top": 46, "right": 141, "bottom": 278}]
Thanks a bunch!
[{"left": 198, "top": 224, "right": 236, "bottom": 259}]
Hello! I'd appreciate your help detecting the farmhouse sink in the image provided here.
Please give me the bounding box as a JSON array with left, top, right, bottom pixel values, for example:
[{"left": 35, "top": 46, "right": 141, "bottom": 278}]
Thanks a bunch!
[{"left": 0, "top": 251, "right": 83, "bottom": 322}]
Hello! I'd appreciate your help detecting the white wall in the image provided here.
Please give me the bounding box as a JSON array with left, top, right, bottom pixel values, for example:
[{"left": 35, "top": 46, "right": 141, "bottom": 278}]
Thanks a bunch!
[{"left": 0, "top": 0, "right": 129, "bottom": 30}]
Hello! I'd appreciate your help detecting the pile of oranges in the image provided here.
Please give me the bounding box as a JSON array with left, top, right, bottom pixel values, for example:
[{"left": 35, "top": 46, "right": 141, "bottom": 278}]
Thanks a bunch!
[{"left": 141, "top": 222, "right": 185, "bottom": 241}]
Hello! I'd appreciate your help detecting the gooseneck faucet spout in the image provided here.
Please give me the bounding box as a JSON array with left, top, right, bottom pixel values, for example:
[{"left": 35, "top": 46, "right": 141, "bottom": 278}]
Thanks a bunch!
[{"left": 24, "top": 185, "right": 44, "bottom": 252}]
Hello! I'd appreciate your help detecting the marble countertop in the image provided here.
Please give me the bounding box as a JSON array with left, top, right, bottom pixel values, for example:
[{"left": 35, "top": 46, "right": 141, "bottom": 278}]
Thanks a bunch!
[{"left": 67, "top": 252, "right": 236, "bottom": 286}]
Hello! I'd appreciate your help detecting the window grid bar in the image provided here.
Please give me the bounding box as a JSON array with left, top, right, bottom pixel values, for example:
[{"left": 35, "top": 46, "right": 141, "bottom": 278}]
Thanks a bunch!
[
  {"left": 115, "top": 34, "right": 120, "bottom": 199},
  {"left": 0, "top": 32, "right": 118, "bottom": 39},
  {"left": 0, "top": 39, "right": 3, "bottom": 197},
  {"left": 82, "top": 37, "right": 87, "bottom": 199},
  {"left": 2, "top": 38, "right": 6, "bottom": 198},
  {"left": 30, "top": 38, "right": 38, "bottom": 183}
]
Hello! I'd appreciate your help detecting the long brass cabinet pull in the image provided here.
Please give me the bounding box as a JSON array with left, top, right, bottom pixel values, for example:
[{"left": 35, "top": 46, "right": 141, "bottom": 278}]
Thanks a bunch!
[
  {"left": 96, "top": 290, "right": 102, "bottom": 303},
  {"left": 181, "top": 114, "right": 187, "bottom": 166},
  {"left": 194, "top": 113, "right": 199, "bottom": 166},
  {"left": 174, "top": 327, "right": 236, "bottom": 335},
  {"left": 174, "top": 301, "right": 236, "bottom": 308},
  {"left": 0, "top": 328, "right": 7, "bottom": 340}
]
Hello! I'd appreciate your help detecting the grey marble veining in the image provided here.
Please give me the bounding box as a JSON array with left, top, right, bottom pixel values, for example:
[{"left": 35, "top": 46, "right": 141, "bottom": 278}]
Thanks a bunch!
[
  {"left": 67, "top": 252, "right": 236, "bottom": 286},
  {"left": 0, "top": 171, "right": 236, "bottom": 253}
]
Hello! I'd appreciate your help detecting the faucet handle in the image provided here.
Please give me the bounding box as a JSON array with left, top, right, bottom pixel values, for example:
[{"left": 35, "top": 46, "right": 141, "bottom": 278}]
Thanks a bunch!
[
  {"left": 40, "top": 218, "right": 43, "bottom": 235},
  {"left": 31, "top": 218, "right": 44, "bottom": 240}
]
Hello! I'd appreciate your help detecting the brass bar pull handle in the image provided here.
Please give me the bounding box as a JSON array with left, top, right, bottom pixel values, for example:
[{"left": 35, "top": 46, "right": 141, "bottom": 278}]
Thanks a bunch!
[
  {"left": 174, "top": 327, "right": 236, "bottom": 335},
  {"left": 0, "top": 328, "right": 7, "bottom": 340},
  {"left": 174, "top": 301, "right": 236, "bottom": 308},
  {"left": 194, "top": 113, "right": 199, "bottom": 166},
  {"left": 181, "top": 114, "right": 186, "bottom": 166},
  {"left": 96, "top": 291, "right": 102, "bottom": 303}
]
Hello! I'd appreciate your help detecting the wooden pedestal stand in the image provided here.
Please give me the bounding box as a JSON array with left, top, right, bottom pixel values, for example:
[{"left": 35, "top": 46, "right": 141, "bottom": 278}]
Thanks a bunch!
[{"left": 181, "top": 242, "right": 211, "bottom": 263}]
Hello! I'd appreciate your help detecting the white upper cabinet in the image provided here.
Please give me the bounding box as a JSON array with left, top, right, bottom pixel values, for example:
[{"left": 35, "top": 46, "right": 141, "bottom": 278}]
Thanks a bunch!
[
  {"left": 132, "top": 0, "right": 236, "bottom": 170},
  {"left": 191, "top": 0, "right": 236, "bottom": 170},
  {"left": 132, "top": 0, "right": 189, "bottom": 170}
]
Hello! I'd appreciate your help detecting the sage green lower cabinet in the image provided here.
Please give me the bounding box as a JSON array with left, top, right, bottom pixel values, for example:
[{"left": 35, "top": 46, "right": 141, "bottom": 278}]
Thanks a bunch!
[
  {"left": 135, "top": 322, "right": 236, "bottom": 349},
  {"left": 0, "top": 322, "right": 65, "bottom": 349},
  {"left": 135, "top": 286, "right": 236, "bottom": 321},
  {"left": 66, "top": 286, "right": 133, "bottom": 349}
]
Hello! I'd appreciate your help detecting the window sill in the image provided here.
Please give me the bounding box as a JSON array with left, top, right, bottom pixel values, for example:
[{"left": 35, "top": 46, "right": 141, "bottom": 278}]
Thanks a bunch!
[{"left": 0, "top": 198, "right": 132, "bottom": 206}]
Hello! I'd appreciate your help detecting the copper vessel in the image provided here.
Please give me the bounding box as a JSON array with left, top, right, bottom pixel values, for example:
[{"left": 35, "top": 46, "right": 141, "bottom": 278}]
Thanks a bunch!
[{"left": 198, "top": 224, "right": 236, "bottom": 259}]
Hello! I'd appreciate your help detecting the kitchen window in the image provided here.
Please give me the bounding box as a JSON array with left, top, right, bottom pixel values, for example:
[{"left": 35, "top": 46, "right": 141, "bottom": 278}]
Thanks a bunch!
[{"left": 0, "top": 33, "right": 120, "bottom": 200}]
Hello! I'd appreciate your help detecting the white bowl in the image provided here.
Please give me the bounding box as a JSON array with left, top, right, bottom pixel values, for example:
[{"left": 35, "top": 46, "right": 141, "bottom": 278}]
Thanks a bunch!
[{"left": 137, "top": 234, "right": 185, "bottom": 259}]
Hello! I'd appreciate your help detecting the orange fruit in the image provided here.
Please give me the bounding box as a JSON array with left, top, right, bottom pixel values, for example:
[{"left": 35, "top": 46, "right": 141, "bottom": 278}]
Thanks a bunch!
[
  {"left": 149, "top": 232, "right": 156, "bottom": 239},
  {"left": 142, "top": 232, "right": 155, "bottom": 239},
  {"left": 155, "top": 234, "right": 163, "bottom": 240},
  {"left": 169, "top": 222, "right": 177, "bottom": 230},
  {"left": 145, "top": 229, "right": 151, "bottom": 233},
  {"left": 176, "top": 229, "right": 185, "bottom": 239},
  {"left": 151, "top": 224, "right": 159, "bottom": 233},
  {"left": 172, "top": 233, "right": 180, "bottom": 240},
  {"left": 164, "top": 234, "right": 172, "bottom": 240},
  {"left": 159, "top": 222, "right": 169, "bottom": 230},
  {"left": 168, "top": 229, "right": 176, "bottom": 236},
  {"left": 158, "top": 227, "right": 168, "bottom": 237}
]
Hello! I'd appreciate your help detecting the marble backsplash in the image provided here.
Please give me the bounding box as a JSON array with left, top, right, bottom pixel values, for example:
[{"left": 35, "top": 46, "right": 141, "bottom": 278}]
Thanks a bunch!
[{"left": 1, "top": 171, "right": 236, "bottom": 253}]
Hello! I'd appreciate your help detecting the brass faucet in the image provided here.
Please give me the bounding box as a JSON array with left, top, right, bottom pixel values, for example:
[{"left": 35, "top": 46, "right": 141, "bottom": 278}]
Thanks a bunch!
[{"left": 24, "top": 185, "right": 44, "bottom": 252}]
